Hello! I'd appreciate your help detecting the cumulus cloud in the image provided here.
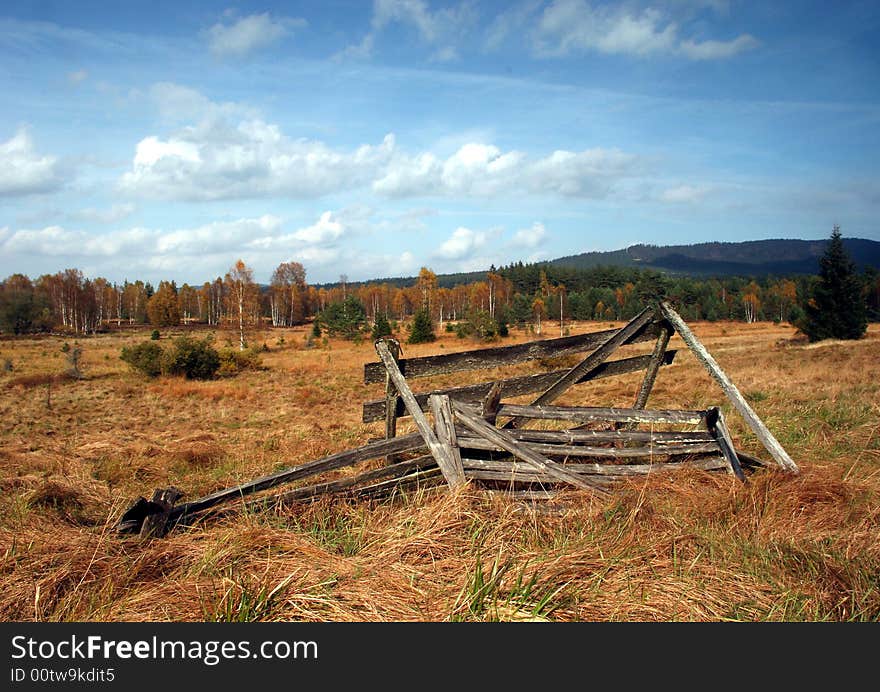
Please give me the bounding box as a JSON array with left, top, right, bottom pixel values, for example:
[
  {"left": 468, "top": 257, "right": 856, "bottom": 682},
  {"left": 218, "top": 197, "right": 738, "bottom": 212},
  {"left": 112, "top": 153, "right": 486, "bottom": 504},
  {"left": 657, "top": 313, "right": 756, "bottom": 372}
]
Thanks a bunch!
[
  {"left": 0, "top": 128, "right": 64, "bottom": 197},
  {"left": 375, "top": 142, "right": 637, "bottom": 199},
  {"left": 118, "top": 86, "right": 641, "bottom": 202},
  {"left": 119, "top": 118, "right": 396, "bottom": 201},
  {"left": 206, "top": 12, "right": 305, "bottom": 58},
  {"left": 511, "top": 221, "right": 548, "bottom": 248},
  {"left": 434, "top": 226, "right": 490, "bottom": 260},
  {"left": 533, "top": 0, "right": 757, "bottom": 60}
]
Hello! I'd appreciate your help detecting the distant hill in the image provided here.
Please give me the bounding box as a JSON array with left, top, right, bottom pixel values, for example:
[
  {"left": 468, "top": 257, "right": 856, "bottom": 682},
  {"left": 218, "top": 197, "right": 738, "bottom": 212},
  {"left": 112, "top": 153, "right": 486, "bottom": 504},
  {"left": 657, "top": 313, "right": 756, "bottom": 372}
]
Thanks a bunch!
[
  {"left": 312, "top": 237, "right": 880, "bottom": 289},
  {"left": 549, "top": 238, "right": 880, "bottom": 276}
]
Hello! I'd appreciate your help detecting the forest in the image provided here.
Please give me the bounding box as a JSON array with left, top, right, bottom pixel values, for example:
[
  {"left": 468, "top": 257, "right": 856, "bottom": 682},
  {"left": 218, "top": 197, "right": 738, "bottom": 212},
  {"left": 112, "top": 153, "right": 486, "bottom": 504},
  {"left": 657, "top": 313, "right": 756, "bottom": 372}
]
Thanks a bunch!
[{"left": 2, "top": 254, "right": 879, "bottom": 338}]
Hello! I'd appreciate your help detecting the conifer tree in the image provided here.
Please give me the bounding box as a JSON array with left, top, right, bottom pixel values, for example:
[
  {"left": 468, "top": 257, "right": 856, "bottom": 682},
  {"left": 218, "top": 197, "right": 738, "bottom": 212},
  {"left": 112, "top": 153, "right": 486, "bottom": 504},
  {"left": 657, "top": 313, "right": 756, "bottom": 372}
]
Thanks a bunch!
[
  {"left": 801, "top": 225, "right": 867, "bottom": 341},
  {"left": 408, "top": 307, "right": 435, "bottom": 344}
]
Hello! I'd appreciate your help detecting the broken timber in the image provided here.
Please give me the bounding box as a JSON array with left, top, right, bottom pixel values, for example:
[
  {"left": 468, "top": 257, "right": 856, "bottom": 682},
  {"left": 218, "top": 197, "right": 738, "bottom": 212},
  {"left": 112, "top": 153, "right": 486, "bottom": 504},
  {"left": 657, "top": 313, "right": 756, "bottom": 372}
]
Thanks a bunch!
[{"left": 118, "top": 301, "right": 798, "bottom": 538}]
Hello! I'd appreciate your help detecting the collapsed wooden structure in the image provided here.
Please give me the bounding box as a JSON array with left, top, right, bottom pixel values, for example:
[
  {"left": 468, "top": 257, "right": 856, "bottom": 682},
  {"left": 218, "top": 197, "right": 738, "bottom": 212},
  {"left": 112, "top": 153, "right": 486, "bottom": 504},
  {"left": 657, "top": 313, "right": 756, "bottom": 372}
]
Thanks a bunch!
[{"left": 117, "top": 301, "right": 798, "bottom": 538}]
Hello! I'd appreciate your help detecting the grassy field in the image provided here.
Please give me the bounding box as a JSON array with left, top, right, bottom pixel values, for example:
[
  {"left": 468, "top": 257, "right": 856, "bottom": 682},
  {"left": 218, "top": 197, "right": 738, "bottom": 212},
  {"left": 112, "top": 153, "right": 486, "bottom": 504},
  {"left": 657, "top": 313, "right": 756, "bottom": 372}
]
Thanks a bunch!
[{"left": 1, "top": 319, "right": 878, "bottom": 622}]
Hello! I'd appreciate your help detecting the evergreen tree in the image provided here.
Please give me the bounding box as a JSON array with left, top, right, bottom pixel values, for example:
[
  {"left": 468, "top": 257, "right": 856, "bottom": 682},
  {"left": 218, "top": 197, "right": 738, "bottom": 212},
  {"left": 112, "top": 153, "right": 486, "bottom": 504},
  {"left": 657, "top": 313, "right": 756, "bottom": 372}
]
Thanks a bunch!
[
  {"left": 408, "top": 307, "right": 436, "bottom": 344},
  {"left": 318, "top": 296, "right": 366, "bottom": 339},
  {"left": 800, "top": 226, "right": 867, "bottom": 341},
  {"left": 371, "top": 312, "right": 393, "bottom": 340}
]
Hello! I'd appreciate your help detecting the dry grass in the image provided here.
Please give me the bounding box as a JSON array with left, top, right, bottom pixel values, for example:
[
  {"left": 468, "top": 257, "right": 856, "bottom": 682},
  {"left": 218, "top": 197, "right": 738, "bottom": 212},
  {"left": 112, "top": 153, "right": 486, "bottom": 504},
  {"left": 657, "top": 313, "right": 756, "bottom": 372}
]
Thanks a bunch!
[{"left": 1, "top": 321, "right": 878, "bottom": 622}]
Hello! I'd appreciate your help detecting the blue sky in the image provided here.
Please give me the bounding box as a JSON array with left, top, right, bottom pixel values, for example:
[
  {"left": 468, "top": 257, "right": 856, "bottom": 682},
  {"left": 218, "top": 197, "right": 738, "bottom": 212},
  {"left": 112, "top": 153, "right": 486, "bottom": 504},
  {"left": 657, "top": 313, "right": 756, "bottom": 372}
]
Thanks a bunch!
[{"left": 1, "top": 1, "right": 878, "bottom": 285}]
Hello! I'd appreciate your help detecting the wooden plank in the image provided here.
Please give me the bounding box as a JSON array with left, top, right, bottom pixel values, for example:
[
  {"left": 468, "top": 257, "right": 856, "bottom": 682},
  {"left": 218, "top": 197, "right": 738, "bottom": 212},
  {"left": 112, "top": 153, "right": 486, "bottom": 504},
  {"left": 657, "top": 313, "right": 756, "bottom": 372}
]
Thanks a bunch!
[
  {"left": 496, "top": 403, "right": 707, "bottom": 425},
  {"left": 363, "top": 321, "right": 662, "bottom": 383},
  {"left": 706, "top": 407, "right": 746, "bottom": 481},
  {"left": 351, "top": 468, "right": 444, "bottom": 498},
  {"left": 457, "top": 428, "right": 714, "bottom": 445},
  {"left": 167, "top": 432, "right": 426, "bottom": 522},
  {"left": 374, "top": 340, "right": 464, "bottom": 490},
  {"left": 383, "top": 338, "right": 402, "bottom": 442},
  {"left": 428, "top": 394, "right": 467, "bottom": 488},
  {"left": 264, "top": 454, "right": 437, "bottom": 506},
  {"left": 462, "top": 457, "right": 729, "bottom": 477},
  {"left": 659, "top": 301, "right": 799, "bottom": 474},
  {"left": 362, "top": 350, "right": 677, "bottom": 423},
  {"left": 451, "top": 400, "right": 608, "bottom": 495},
  {"left": 633, "top": 322, "right": 673, "bottom": 410},
  {"left": 484, "top": 489, "right": 559, "bottom": 501},
  {"left": 480, "top": 381, "right": 502, "bottom": 425},
  {"left": 503, "top": 307, "right": 656, "bottom": 429},
  {"left": 456, "top": 436, "right": 721, "bottom": 458}
]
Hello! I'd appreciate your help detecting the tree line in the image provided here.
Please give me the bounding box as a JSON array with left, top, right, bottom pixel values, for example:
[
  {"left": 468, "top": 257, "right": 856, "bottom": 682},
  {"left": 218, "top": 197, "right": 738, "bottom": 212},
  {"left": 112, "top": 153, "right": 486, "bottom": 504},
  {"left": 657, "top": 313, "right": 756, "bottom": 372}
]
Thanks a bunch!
[{"left": 2, "top": 229, "right": 876, "bottom": 340}]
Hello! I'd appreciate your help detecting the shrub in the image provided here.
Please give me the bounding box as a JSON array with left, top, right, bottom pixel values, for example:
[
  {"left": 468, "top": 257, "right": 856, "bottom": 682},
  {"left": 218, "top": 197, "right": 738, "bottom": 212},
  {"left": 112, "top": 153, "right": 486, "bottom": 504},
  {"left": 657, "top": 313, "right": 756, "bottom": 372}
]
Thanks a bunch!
[
  {"left": 163, "top": 336, "right": 220, "bottom": 380},
  {"left": 218, "top": 347, "right": 262, "bottom": 377},
  {"left": 150, "top": 329, "right": 160, "bottom": 340},
  {"left": 120, "top": 342, "right": 164, "bottom": 377}
]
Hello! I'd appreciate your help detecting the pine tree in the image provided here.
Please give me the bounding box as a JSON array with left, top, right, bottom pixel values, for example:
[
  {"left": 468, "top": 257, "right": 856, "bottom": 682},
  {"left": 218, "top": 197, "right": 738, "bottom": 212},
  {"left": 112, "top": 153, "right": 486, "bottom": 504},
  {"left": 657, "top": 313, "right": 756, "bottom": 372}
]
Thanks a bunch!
[
  {"left": 371, "top": 312, "right": 393, "bottom": 340},
  {"left": 408, "top": 307, "right": 435, "bottom": 344},
  {"left": 801, "top": 225, "right": 867, "bottom": 341}
]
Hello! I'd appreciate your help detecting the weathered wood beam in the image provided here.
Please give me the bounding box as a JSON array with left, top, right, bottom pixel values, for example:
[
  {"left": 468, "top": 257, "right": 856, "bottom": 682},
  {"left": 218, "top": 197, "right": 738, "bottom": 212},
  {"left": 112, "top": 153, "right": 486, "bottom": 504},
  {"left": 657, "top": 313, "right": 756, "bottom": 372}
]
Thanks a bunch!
[
  {"left": 504, "top": 307, "right": 656, "bottom": 429},
  {"left": 462, "top": 457, "right": 727, "bottom": 483},
  {"left": 383, "top": 338, "right": 401, "bottom": 443},
  {"left": 659, "top": 301, "right": 799, "bottom": 474},
  {"left": 375, "top": 340, "right": 464, "bottom": 490},
  {"left": 268, "top": 454, "right": 436, "bottom": 505},
  {"left": 457, "top": 428, "right": 714, "bottom": 445},
  {"left": 428, "top": 394, "right": 467, "bottom": 489},
  {"left": 496, "top": 403, "right": 707, "bottom": 425},
  {"left": 461, "top": 457, "right": 729, "bottom": 476},
  {"left": 167, "top": 431, "right": 426, "bottom": 522},
  {"left": 351, "top": 468, "right": 444, "bottom": 498},
  {"left": 633, "top": 321, "right": 673, "bottom": 410},
  {"left": 362, "top": 350, "right": 677, "bottom": 423},
  {"left": 451, "top": 400, "right": 608, "bottom": 495},
  {"left": 706, "top": 407, "right": 746, "bottom": 481},
  {"left": 456, "top": 436, "right": 721, "bottom": 458},
  {"left": 363, "top": 321, "right": 662, "bottom": 383}
]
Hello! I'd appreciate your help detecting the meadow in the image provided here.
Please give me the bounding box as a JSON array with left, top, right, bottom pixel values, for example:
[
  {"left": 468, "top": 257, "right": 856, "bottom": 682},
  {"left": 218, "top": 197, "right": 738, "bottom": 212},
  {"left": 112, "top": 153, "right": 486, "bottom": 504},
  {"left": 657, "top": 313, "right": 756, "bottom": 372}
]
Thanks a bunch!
[{"left": 1, "top": 319, "right": 878, "bottom": 621}]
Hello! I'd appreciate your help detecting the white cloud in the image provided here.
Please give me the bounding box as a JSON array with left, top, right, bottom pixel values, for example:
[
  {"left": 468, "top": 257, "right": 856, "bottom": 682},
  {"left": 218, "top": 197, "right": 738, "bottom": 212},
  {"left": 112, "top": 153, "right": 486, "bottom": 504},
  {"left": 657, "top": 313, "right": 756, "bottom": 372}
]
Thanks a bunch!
[
  {"left": 374, "top": 142, "right": 638, "bottom": 199},
  {"left": 206, "top": 12, "right": 305, "bottom": 58},
  {"left": 679, "top": 34, "right": 759, "bottom": 60},
  {"left": 435, "top": 226, "right": 489, "bottom": 260},
  {"left": 512, "top": 221, "right": 548, "bottom": 248},
  {"left": 533, "top": 0, "right": 757, "bottom": 60},
  {"left": 339, "top": 0, "right": 473, "bottom": 62},
  {"left": 119, "top": 117, "right": 396, "bottom": 200},
  {"left": 149, "top": 82, "right": 254, "bottom": 124},
  {"left": 118, "top": 86, "right": 640, "bottom": 202},
  {"left": 292, "top": 211, "right": 345, "bottom": 244},
  {"left": 0, "top": 128, "right": 64, "bottom": 197},
  {"left": 485, "top": 1, "right": 542, "bottom": 51}
]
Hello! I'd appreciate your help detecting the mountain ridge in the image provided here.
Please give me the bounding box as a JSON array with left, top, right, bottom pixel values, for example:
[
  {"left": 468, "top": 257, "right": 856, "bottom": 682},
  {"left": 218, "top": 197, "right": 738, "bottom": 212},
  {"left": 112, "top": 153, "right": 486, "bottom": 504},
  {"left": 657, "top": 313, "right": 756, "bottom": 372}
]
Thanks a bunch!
[{"left": 313, "top": 237, "right": 880, "bottom": 289}]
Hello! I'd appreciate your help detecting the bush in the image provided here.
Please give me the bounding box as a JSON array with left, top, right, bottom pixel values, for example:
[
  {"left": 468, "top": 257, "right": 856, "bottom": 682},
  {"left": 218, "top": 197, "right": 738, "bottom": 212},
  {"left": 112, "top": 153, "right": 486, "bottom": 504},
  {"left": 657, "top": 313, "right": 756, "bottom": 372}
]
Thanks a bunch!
[
  {"left": 218, "top": 347, "right": 263, "bottom": 376},
  {"left": 163, "top": 336, "right": 220, "bottom": 380},
  {"left": 120, "top": 342, "right": 164, "bottom": 377},
  {"left": 151, "top": 329, "right": 160, "bottom": 340}
]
